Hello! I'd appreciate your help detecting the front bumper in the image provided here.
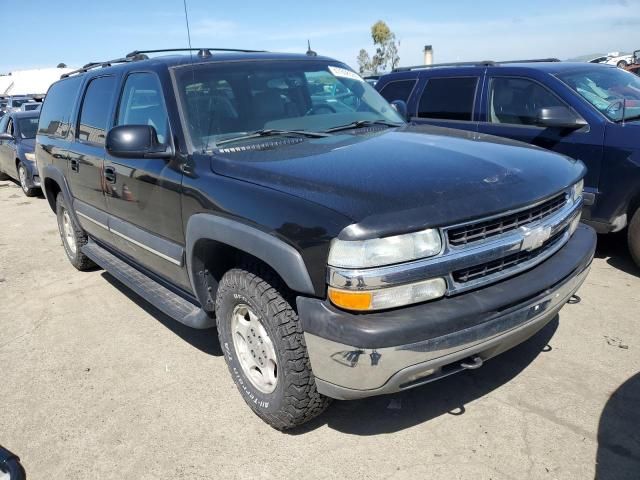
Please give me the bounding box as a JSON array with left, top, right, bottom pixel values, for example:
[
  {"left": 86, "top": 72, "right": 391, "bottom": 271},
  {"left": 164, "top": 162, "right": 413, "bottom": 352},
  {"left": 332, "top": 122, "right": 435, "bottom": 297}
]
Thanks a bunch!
[{"left": 298, "top": 224, "right": 596, "bottom": 400}]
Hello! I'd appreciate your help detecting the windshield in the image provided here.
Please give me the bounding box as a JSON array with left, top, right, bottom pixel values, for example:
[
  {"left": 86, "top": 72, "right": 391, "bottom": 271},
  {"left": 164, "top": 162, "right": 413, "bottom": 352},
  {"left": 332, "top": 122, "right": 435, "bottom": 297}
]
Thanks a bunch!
[
  {"left": 173, "top": 60, "right": 403, "bottom": 151},
  {"left": 17, "top": 117, "right": 39, "bottom": 139},
  {"left": 557, "top": 67, "right": 640, "bottom": 122}
]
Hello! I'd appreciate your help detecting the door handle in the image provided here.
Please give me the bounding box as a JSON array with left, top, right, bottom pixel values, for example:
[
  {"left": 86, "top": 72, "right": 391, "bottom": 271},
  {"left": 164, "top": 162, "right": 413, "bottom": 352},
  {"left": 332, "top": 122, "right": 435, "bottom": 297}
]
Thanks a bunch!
[
  {"left": 104, "top": 166, "right": 116, "bottom": 184},
  {"left": 70, "top": 158, "right": 79, "bottom": 172}
]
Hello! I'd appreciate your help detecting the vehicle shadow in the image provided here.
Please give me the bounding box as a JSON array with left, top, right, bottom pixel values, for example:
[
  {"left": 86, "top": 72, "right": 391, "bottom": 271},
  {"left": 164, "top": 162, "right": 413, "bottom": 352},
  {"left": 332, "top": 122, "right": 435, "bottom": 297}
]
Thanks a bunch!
[
  {"left": 294, "top": 316, "right": 559, "bottom": 436},
  {"left": 101, "top": 272, "right": 222, "bottom": 357},
  {"left": 595, "top": 372, "right": 640, "bottom": 480},
  {"left": 595, "top": 231, "right": 639, "bottom": 277}
]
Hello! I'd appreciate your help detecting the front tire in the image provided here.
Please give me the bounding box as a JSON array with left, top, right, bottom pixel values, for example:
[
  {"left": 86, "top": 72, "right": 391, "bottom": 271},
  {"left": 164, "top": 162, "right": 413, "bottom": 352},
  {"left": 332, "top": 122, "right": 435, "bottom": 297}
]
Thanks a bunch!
[
  {"left": 56, "top": 193, "right": 95, "bottom": 270},
  {"left": 628, "top": 208, "right": 640, "bottom": 268},
  {"left": 216, "top": 267, "right": 331, "bottom": 430},
  {"left": 17, "top": 162, "right": 37, "bottom": 197},
  {"left": 617, "top": 60, "right": 628, "bottom": 68}
]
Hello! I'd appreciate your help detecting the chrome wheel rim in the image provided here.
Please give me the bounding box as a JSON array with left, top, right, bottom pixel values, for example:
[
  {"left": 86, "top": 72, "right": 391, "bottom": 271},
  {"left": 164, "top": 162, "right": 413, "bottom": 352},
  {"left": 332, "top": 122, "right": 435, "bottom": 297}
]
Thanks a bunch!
[
  {"left": 231, "top": 304, "right": 278, "bottom": 394},
  {"left": 62, "top": 209, "right": 77, "bottom": 255},
  {"left": 18, "top": 165, "right": 28, "bottom": 192}
]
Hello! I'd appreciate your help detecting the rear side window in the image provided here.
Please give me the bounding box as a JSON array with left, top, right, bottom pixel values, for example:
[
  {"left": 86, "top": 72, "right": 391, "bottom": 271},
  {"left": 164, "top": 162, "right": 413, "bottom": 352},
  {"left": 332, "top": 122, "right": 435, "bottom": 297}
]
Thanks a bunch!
[
  {"left": 417, "top": 77, "right": 478, "bottom": 121},
  {"left": 489, "top": 77, "right": 566, "bottom": 125},
  {"left": 77, "top": 76, "right": 117, "bottom": 145},
  {"left": 378, "top": 79, "right": 416, "bottom": 103},
  {"left": 38, "top": 76, "right": 82, "bottom": 138},
  {"left": 116, "top": 73, "right": 169, "bottom": 143}
]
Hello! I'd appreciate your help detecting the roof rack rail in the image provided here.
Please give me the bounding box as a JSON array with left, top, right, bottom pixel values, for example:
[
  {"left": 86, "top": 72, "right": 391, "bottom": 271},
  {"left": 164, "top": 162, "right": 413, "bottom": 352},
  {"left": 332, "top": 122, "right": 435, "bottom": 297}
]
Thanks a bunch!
[
  {"left": 496, "top": 58, "right": 561, "bottom": 64},
  {"left": 60, "top": 47, "right": 267, "bottom": 79},
  {"left": 393, "top": 61, "right": 495, "bottom": 72},
  {"left": 125, "top": 47, "right": 266, "bottom": 58},
  {"left": 392, "top": 58, "right": 561, "bottom": 72},
  {"left": 60, "top": 55, "right": 145, "bottom": 78}
]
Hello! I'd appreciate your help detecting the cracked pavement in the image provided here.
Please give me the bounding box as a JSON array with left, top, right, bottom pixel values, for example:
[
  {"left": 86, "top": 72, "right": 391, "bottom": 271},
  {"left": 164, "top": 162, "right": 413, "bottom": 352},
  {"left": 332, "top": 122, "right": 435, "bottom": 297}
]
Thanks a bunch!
[{"left": 1, "top": 179, "right": 639, "bottom": 479}]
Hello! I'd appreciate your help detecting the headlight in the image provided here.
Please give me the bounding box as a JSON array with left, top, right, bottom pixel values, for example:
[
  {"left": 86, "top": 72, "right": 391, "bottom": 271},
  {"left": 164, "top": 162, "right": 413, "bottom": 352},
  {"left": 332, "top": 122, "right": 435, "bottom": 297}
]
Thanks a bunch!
[
  {"left": 24, "top": 152, "right": 35, "bottom": 162},
  {"left": 571, "top": 179, "right": 584, "bottom": 202},
  {"left": 328, "top": 277, "right": 447, "bottom": 311},
  {"left": 328, "top": 228, "right": 442, "bottom": 269}
]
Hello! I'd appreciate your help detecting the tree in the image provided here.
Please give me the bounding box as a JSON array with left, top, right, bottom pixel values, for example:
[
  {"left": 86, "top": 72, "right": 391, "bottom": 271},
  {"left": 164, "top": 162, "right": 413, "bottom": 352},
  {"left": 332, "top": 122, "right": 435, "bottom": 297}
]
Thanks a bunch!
[
  {"left": 56, "top": 63, "right": 67, "bottom": 68},
  {"left": 357, "top": 21, "right": 400, "bottom": 74},
  {"left": 356, "top": 49, "right": 372, "bottom": 74}
]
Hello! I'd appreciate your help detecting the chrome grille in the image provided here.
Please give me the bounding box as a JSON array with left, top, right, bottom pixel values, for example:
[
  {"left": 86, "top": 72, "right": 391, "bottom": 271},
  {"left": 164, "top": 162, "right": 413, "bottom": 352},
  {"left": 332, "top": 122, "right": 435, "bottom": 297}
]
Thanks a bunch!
[
  {"left": 452, "top": 227, "right": 568, "bottom": 284},
  {"left": 447, "top": 193, "right": 568, "bottom": 247}
]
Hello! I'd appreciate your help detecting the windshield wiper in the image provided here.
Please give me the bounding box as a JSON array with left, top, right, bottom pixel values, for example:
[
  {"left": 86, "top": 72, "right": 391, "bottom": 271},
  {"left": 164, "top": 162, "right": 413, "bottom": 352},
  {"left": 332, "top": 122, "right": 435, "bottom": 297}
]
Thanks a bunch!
[
  {"left": 324, "top": 119, "right": 403, "bottom": 133},
  {"left": 215, "top": 129, "right": 330, "bottom": 147}
]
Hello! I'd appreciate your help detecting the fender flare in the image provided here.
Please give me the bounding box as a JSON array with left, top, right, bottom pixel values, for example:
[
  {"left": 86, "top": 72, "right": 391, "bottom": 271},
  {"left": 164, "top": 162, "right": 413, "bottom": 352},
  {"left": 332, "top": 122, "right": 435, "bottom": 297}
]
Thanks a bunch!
[
  {"left": 41, "top": 164, "right": 80, "bottom": 225},
  {"left": 185, "top": 214, "right": 316, "bottom": 302}
]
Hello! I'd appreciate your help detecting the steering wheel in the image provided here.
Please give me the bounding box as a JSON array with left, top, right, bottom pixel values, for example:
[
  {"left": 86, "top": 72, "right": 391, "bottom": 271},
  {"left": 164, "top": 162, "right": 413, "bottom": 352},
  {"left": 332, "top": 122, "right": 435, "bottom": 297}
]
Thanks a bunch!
[{"left": 306, "top": 104, "right": 337, "bottom": 115}]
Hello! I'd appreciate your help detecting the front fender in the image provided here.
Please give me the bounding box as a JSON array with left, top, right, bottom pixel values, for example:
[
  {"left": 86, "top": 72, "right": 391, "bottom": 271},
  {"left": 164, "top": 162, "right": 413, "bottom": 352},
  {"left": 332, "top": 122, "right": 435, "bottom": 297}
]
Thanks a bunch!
[{"left": 185, "top": 214, "right": 316, "bottom": 305}]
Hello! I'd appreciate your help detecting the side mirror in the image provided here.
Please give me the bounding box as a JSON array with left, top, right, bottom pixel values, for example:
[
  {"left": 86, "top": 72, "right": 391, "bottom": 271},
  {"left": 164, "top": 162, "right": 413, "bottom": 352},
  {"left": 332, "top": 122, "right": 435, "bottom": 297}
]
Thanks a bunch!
[
  {"left": 0, "top": 132, "right": 14, "bottom": 141},
  {"left": 390, "top": 100, "right": 408, "bottom": 121},
  {"left": 536, "top": 106, "right": 587, "bottom": 129},
  {"left": 0, "top": 445, "right": 26, "bottom": 480},
  {"left": 106, "top": 125, "right": 173, "bottom": 159}
]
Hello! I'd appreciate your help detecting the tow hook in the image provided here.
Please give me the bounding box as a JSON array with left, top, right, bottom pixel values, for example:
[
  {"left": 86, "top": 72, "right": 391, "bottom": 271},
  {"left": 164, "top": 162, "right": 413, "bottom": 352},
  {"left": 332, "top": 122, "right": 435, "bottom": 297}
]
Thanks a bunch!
[
  {"left": 568, "top": 294, "right": 581, "bottom": 305},
  {"left": 460, "top": 356, "right": 484, "bottom": 370}
]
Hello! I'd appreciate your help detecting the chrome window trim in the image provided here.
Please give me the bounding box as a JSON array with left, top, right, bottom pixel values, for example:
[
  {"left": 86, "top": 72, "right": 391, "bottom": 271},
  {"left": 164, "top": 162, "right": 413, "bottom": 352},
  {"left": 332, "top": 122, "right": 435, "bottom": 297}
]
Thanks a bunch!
[{"left": 328, "top": 195, "right": 582, "bottom": 294}]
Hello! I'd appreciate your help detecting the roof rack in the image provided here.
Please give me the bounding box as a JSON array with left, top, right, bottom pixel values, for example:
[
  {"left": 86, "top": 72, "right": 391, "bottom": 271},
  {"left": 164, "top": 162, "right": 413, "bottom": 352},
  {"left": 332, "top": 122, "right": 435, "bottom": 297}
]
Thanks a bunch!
[
  {"left": 393, "top": 58, "right": 561, "bottom": 72},
  {"left": 125, "top": 47, "right": 266, "bottom": 57},
  {"left": 61, "top": 47, "right": 267, "bottom": 79}
]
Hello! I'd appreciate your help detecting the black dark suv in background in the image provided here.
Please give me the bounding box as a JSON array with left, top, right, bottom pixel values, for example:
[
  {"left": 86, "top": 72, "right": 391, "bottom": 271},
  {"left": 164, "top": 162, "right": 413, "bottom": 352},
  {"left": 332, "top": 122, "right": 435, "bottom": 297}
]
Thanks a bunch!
[
  {"left": 376, "top": 60, "right": 640, "bottom": 266},
  {"left": 36, "top": 49, "right": 595, "bottom": 429}
]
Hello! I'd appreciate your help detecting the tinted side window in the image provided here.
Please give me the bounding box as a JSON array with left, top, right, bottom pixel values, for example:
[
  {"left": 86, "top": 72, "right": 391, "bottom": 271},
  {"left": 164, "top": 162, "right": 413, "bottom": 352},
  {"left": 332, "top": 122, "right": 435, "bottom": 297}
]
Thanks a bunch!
[
  {"left": 379, "top": 79, "right": 416, "bottom": 102},
  {"left": 417, "top": 77, "right": 478, "bottom": 121},
  {"left": 117, "top": 73, "right": 169, "bottom": 143},
  {"left": 77, "top": 76, "right": 117, "bottom": 145},
  {"left": 489, "top": 77, "right": 567, "bottom": 125},
  {"left": 38, "top": 76, "right": 82, "bottom": 138}
]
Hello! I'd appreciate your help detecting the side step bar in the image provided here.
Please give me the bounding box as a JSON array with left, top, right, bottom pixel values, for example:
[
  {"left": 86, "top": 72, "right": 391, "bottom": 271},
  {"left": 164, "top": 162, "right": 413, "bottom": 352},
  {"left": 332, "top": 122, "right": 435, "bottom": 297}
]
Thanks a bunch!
[{"left": 82, "top": 241, "right": 214, "bottom": 329}]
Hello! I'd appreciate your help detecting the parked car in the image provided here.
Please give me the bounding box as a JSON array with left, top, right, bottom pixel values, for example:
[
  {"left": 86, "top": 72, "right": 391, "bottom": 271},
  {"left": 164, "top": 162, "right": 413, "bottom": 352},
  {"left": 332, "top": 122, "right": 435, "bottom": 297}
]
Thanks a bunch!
[
  {"left": 2, "top": 96, "right": 34, "bottom": 113},
  {"left": 624, "top": 50, "right": 640, "bottom": 76},
  {"left": 37, "top": 49, "right": 594, "bottom": 429},
  {"left": 377, "top": 59, "right": 640, "bottom": 266},
  {"left": 0, "top": 110, "right": 41, "bottom": 196},
  {"left": 588, "top": 55, "right": 611, "bottom": 64},
  {"left": 604, "top": 52, "right": 634, "bottom": 69},
  {"left": 20, "top": 102, "right": 41, "bottom": 112}
]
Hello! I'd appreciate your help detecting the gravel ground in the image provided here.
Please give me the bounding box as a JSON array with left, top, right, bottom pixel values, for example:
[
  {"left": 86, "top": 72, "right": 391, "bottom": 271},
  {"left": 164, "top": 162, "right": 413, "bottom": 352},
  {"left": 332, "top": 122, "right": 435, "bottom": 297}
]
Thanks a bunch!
[{"left": 0, "top": 179, "right": 639, "bottom": 480}]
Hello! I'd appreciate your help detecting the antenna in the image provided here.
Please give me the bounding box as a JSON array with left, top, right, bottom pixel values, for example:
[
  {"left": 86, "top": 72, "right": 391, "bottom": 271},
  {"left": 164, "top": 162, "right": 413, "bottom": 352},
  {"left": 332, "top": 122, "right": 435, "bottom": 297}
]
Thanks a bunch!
[
  {"left": 183, "top": 0, "right": 204, "bottom": 152},
  {"left": 306, "top": 40, "right": 317, "bottom": 57}
]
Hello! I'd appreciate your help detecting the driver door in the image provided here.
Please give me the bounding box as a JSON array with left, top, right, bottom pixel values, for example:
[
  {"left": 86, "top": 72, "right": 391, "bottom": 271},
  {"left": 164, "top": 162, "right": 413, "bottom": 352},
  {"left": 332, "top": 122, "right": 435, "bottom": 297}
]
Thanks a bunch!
[{"left": 0, "top": 116, "right": 14, "bottom": 175}]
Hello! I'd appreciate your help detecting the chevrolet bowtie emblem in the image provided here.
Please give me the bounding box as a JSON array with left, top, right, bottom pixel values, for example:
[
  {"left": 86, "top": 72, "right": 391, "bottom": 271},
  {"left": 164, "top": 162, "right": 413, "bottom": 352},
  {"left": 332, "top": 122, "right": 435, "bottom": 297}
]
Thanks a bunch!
[{"left": 520, "top": 225, "right": 552, "bottom": 252}]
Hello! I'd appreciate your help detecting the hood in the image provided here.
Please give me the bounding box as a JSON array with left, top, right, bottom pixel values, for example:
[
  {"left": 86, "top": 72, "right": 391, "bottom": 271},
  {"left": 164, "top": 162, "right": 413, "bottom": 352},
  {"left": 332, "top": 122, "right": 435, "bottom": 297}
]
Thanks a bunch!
[{"left": 211, "top": 124, "right": 585, "bottom": 240}]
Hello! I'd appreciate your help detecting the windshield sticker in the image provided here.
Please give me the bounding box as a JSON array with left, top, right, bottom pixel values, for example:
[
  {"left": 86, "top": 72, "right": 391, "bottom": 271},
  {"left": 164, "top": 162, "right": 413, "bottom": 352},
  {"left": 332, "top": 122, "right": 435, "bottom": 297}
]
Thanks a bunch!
[{"left": 328, "top": 66, "right": 364, "bottom": 82}]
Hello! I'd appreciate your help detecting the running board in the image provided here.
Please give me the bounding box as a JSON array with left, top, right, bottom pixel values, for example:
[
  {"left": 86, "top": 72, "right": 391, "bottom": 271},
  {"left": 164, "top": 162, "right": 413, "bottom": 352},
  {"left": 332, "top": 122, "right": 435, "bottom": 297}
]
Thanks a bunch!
[{"left": 82, "top": 241, "right": 214, "bottom": 329}]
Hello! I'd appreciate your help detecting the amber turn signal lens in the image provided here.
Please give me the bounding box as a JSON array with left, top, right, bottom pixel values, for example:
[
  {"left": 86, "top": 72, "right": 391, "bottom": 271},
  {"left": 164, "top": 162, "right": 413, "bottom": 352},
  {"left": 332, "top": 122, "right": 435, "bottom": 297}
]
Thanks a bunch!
[{"left": 328, "top": 287, "right": 372, "bottom": 311}]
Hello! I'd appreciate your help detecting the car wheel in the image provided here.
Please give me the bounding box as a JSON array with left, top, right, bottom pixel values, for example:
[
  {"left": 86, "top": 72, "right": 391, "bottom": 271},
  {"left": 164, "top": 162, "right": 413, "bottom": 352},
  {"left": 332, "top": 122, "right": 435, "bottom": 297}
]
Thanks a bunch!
[
  {"left": 628, "top": 208, "right": 640, "bottom": 268},
  {"left": 617, "top": 60, "right": 628, "bottom": 68},
  {"left": 215, "top": 266, "right": 331, "bottom": 430},
  {"left": 17, "top": 162, "right": 37, "bottom": 197},
  {"left": 55, "top": 193, "right": 95, "bottom": 271}
]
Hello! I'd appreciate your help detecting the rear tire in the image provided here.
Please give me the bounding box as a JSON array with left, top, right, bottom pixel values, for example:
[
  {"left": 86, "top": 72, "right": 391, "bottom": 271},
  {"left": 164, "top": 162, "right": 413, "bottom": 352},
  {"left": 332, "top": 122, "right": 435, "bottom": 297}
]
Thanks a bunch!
[
  {"left": 215, "top": 266, "right": 331, "bottom": 430},
  {"left": 628, "top": 208, "right": 640, "bottom": 268},
  {"left": 56, "top": 193, "right": 95, "bottom": 271},
  {"left": 17, "top": 162, "right": 37, "bottom": 197}
]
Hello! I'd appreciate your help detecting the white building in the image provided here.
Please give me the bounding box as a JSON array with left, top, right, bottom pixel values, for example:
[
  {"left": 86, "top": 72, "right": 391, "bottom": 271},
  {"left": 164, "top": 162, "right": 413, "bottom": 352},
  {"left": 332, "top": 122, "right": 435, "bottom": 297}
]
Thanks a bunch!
[{"left": 0, "top": 67, "right": 76, "bottom": 96}]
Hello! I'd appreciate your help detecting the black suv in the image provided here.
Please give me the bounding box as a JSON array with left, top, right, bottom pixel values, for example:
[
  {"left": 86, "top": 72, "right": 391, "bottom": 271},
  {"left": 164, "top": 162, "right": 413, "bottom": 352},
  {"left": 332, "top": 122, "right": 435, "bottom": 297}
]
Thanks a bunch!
[
  {"left": 376, "top": 60, "right": 640, "bottom": 266},
  {"left": 36, "top": 49, "right": 595, "bottom": 429}
]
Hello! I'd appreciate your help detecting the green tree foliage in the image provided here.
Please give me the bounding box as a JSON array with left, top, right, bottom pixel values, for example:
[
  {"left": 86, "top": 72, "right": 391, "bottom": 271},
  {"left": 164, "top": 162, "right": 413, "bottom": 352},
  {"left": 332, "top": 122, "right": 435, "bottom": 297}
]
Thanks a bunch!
[{"left": 357, "top": 21, "right": 400, "bottom": 74}]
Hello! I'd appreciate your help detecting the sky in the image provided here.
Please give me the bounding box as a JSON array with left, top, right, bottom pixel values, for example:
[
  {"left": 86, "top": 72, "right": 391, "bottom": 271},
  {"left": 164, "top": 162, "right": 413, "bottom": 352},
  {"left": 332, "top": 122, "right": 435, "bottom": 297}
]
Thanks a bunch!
[{"left": 2, "top": 0, "right": 639, "bottom": 72}]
